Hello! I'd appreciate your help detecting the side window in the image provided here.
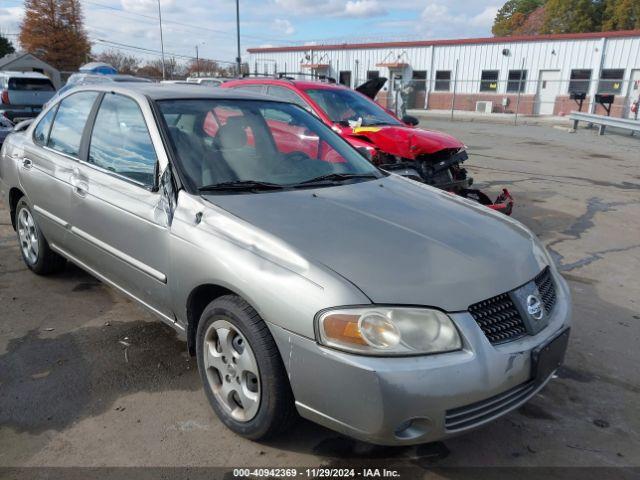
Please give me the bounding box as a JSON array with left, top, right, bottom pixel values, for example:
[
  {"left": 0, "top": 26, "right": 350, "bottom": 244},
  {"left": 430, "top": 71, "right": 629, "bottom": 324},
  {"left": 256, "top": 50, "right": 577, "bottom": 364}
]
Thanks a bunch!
[
  {"left": 33, "top": 107, "right": 57, "bottom": 146},
  {"left": 48, "top": 91, "right": 99, "bottom": 157},
  {"left": 88, "top": 93, "right": 157, "bottom": 187},
  {"left": 266, "top": 86, "right": 311, "bottom": 110}
]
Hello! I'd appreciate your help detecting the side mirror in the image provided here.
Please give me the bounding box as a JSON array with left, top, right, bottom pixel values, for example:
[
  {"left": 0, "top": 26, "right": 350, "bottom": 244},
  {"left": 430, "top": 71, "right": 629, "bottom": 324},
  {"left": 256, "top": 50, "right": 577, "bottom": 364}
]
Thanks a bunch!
[
  {"left": 356, "top": 146, "right": 372, "bottom": 161},
  {"left": 13, "top": 119, "right": 33, "bottom": 133},
  {"left": 402, "top": 115, "right": 419, "bottom": 126}
]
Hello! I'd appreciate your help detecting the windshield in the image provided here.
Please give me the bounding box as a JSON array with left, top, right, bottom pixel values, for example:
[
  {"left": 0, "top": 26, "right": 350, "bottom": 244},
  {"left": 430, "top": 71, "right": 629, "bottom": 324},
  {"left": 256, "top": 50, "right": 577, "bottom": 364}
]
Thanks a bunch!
[
  {"left": 305, "top": 88, "right": 401, "bottom": 127},
  {"left": 157, "top": 99, "right": 383, "bottom": 192}
]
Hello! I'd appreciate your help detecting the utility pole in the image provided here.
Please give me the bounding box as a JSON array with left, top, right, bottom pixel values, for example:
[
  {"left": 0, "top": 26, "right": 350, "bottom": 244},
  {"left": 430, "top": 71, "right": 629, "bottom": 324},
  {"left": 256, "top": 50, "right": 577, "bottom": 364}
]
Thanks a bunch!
[
  {"left": 235, "top": 0, "right": 241, "bottom": 77},
  {"left": 157, "top": 0, "right": 166, "bottom": 80},
  {"left": 195, "top": 44, "right": 200, "bottom": 78}
]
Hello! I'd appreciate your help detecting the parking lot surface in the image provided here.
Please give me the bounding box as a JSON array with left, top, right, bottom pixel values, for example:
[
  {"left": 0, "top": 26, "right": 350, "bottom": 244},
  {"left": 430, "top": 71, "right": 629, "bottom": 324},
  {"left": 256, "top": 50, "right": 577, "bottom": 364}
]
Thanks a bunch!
[{"left": 1, "top": 120, "right": 639, "bottom": 471}]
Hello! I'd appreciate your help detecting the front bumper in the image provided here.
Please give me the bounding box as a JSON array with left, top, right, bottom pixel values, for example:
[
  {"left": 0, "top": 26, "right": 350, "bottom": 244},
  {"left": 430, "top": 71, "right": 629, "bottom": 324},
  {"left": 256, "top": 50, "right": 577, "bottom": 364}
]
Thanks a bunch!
[{"left": 270, "top": 271, "right": 571, "bottom": 446}]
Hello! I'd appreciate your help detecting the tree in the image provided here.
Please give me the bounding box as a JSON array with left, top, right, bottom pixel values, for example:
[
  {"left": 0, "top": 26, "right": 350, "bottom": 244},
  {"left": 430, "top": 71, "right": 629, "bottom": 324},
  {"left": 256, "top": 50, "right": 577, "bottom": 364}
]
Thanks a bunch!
[
  {"left": 19, "top": 0, "right": 91, "bottom": 71},
  {"left": 492, "top": 0, "right": 545, "bottom": 36},
  {"left": 187, "top": 58, "right": 217, "bottom": 77},
  {"left": 0, "top": 34, "right": 15, "bottom": 57},
  {"left": 95, "top": 50, "right": 140, "bottom": 74},
  {"left": 541, "top": 0, "right": 604, "bottom": 34},
  {"left": 137, "top": 57, "right": 185, "bottom": 80},
  {"left": 602, "top": 0, "right": 640, "bottom": 30},
  {"left": 516, "top": 6, "right": 546, "bottom": 35}
]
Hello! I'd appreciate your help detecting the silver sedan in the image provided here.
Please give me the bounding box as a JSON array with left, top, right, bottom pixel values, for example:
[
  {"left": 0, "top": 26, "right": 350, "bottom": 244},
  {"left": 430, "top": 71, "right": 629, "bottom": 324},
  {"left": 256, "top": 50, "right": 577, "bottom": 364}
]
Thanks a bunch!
[{"left": 0, "top": 83, "right": 571, "bottom": 445}]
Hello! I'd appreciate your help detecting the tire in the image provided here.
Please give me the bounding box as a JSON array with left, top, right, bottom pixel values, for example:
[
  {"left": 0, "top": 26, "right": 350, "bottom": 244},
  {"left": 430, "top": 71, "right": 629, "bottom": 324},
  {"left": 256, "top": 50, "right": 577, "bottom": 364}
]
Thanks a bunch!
[
  {"left": 196, "top": 295, "right": 296, "bottom": 440},
  {"left": 15, "top": 197, "right": 66, "bottom": 275}
]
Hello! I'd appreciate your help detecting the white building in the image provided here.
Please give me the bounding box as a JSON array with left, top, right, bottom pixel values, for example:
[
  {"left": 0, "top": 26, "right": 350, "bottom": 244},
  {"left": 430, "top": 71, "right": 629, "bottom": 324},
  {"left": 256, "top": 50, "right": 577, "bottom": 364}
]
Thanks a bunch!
[{"left": 248, "top": 30, "right": 640, "bottom": 118}]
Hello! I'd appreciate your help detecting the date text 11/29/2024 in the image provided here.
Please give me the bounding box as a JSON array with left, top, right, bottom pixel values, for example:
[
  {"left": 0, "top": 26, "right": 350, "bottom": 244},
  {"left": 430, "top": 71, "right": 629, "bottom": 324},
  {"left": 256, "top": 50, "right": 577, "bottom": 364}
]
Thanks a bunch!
[{"left": 233, "top": 468, "right": 401, "bottom": 478}]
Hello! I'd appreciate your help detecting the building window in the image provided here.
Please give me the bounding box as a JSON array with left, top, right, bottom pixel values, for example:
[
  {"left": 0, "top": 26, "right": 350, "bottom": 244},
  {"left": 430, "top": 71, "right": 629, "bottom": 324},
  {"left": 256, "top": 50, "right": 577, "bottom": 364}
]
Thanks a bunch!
[
  {"left": 409, "top": 71, "right": 427, "bottom": 108},
  {"left": 339, "top": 71, "right": 352, "bottom": 87},
  {"left": 507, "top": 70, "right": 527, "bottom": 93},
  {"left": 480, "top": 70, "right": 499, "bottom": 92},
  {"left": 598, "top": 69, "right": 624, "bottom": 94},
  {"left": 569, "top": 69, "right": 592, "bottom": 94},
  {"left": 366, "top": 70, "right": 380, "bottom": 80},
  {"left": 435, "top": 71, "right": 451, "bottom": 91}
]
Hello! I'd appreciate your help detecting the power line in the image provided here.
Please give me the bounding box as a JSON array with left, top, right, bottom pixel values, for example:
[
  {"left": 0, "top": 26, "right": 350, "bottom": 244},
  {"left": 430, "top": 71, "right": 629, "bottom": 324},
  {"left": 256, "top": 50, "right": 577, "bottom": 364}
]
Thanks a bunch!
[
  {"left": 93, "top": 38, "right": 236, "bottom": 65},
  {"left": 80, "top": 0, "right": 301, "bottom": 45}
]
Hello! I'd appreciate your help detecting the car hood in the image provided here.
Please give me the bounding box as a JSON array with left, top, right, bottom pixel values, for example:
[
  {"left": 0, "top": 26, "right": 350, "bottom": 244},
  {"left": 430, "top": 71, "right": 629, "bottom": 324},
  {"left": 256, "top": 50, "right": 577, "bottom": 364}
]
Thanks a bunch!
[
  {"left": 203, "top": 175, "right": 548, "bottom": 311},
  {"left": 342, "top": 124, "right": 463, "bottom": 159}
]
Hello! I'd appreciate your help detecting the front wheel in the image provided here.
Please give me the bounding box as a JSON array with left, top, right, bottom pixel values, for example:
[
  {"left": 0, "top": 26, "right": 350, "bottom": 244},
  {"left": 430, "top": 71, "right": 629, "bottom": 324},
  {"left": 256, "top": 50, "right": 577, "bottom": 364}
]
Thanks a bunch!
[
  {"left": 15, "top": 198, "right": 66, "bottom": 275},
  {"left": 196, "top": 295, "right": 296, "bottom": 440}
]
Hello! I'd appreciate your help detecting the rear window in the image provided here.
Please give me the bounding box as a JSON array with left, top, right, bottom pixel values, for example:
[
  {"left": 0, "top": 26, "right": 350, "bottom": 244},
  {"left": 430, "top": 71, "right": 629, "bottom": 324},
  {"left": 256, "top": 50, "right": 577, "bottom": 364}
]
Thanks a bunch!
[{"left": 8, "top": 78, "right": 55, "bottom": 92}]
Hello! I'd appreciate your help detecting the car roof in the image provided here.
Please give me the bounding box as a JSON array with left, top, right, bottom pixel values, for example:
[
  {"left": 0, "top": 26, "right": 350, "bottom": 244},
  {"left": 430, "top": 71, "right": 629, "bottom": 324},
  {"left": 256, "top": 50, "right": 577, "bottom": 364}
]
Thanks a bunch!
[
  {"left": 225, "top": 78, "right": 349, "bottom": 91},
  {"left": 0, "top": 71, "right": 52, "bottom": 79},
  {"left": 68, "top": 82, "right": 289, "bottom": 103}
]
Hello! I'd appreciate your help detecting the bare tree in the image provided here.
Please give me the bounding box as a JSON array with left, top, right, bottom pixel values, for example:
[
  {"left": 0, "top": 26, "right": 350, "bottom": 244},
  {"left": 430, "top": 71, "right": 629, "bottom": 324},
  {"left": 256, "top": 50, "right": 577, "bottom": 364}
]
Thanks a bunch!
[
  {"left": 95, "top": 50, "right": 140, "bottom": 75},
  {"left": 137, "top": 57, "right": 185, "bottom": 80}
]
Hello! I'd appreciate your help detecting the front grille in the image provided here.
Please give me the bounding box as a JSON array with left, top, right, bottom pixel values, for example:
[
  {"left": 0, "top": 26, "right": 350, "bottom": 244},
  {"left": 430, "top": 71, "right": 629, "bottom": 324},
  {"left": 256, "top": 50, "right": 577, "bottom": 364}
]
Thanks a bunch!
[
  {"left": 468, "top": 293, "right": 527, "bottom": 344},
  {"left": 535, "top": 267, "right": 557, "bottom": 314},
  {"left": 469, "top": 268, "right": 558, "bottom": 345},
  {"left": 444, "top": 381, "right": 537, "bottom": 431}
]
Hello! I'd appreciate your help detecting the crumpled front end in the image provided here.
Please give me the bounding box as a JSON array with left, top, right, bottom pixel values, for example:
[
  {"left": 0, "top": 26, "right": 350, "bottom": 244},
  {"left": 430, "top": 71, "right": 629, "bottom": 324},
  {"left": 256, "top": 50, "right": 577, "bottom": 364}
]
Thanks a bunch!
[{"left": 342, "top": 125, "right": 515, "bottom": 215}]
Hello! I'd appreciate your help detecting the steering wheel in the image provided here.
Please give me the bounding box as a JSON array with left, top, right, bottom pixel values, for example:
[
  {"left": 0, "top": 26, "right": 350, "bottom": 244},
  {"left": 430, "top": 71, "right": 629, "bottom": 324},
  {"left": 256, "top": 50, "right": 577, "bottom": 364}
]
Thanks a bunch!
[{"left": 283, "top": 151, "right": 312, "bottom": 163}]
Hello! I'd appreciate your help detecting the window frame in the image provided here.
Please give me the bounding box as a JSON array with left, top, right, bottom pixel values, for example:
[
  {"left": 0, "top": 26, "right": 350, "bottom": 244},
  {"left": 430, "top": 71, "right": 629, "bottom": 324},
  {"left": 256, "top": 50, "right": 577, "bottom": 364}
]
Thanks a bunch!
[
  {"left": 43, "top": 90, "right": 102, "bottom": 162},
  {"left": 366, "top": 70, "right": 380, "bottom": 81},
  {"left": 506, "top": 69, "right": 528, "bottom": 93},
  {"left": 82, "top": 91, "right": 161, "bottom": 191},
  {"left": 480, "top": 70, "right": 500, "bottom": 92},
  {"left": 339, "top": 71, "right": 352, "bottom": 88},
  {"left": 32, "top": 103, "right": 60, "bottom": 147},
  {"left": 598, "top": 69, "right": 625, "bottom": 94},
  {"left": 568, "top": 69, "right": 592, "bottom": 95},
  {"left": 435, "top": 71, "right": 451, "bottom": 92}
]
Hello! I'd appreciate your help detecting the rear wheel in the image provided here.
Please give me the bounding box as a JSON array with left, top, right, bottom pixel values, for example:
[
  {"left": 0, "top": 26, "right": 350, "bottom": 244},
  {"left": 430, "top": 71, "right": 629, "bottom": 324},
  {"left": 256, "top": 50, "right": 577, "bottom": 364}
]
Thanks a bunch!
[
  {"left": 196, "top": 295, "right": 296, "bottom": 440},
  {"left": 15, "top": 198, "right": 66, "bottom": 275}
]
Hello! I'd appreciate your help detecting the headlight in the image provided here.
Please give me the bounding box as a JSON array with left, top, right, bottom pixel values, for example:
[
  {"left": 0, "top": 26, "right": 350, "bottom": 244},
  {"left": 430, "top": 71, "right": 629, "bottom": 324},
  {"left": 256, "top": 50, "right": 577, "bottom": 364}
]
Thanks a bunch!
[{"left": 316, "top": 307, "right": 462, "bottom": 356}]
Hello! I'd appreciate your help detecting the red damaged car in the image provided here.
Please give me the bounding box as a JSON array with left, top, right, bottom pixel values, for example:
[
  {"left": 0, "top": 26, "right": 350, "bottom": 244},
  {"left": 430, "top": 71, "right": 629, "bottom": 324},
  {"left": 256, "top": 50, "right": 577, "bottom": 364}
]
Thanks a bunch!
[{"left": 222, "top": 76, "right": 513, "bottom": 214}]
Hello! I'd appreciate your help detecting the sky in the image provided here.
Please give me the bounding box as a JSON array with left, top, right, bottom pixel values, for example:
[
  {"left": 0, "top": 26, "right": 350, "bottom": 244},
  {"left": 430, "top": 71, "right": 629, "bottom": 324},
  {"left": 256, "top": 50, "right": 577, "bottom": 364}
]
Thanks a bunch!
[{"left": 0, "top": 0, "right": 502, "bottom": 65}]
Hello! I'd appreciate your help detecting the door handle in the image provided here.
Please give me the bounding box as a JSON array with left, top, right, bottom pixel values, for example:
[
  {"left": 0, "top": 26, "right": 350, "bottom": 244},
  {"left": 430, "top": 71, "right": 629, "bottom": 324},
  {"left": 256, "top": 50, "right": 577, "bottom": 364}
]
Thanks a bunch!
[
  {"left": 21, "top": 158, "right": 33, "bottom": 169},
  {"left": 70, "top": 175, "right": 88, "bottom": 197}
]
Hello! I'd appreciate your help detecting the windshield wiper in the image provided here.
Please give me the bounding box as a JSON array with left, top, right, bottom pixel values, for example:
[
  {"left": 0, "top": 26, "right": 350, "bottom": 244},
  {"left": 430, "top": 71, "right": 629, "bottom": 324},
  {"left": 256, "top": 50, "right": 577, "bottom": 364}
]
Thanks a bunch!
[
  {"left": 297, "top": 173, "right": 378, "bottom": 185},
  {"left": 199, "top": 180, "right": 285, "bottom": 192}
]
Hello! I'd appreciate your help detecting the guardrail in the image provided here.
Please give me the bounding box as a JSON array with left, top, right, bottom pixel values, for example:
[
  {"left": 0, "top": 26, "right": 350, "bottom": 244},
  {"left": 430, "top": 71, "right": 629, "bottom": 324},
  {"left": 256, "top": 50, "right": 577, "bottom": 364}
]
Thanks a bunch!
[{"left": 569, "top": 111, "right": 640, "bottom": 136}]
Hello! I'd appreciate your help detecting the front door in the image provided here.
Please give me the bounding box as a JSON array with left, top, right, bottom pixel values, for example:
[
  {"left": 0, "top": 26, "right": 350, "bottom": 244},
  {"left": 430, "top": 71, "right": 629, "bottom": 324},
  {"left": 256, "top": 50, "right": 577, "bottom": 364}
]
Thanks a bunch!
[
  {"left": 66, "top": 91, "right": 173, "bottom": 321},
  {"left": 626, "top": 70, "right": 640, "bottom": 119},
  {"left": 536, "top": 70, "right": 561, "bottom": 115}
]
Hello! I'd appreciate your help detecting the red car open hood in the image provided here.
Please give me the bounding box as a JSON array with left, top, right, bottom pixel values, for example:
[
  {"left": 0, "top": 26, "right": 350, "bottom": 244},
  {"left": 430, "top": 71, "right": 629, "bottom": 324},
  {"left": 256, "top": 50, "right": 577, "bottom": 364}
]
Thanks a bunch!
[{"left": 342, "top": 124, "right": 463, "bottom": 159}]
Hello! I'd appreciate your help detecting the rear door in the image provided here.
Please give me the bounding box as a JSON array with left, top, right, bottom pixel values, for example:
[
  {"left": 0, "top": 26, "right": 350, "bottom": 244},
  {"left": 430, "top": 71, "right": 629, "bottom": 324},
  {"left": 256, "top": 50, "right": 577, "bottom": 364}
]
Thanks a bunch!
[
  {"left": 66, "top": 91, "right": 173, "bottom": 320},
  {"left": 8, "top": 77, "right": 56, "bottom": 107},
  {"left": 18, "top": 91, "right": 99, "bottom": 248}
]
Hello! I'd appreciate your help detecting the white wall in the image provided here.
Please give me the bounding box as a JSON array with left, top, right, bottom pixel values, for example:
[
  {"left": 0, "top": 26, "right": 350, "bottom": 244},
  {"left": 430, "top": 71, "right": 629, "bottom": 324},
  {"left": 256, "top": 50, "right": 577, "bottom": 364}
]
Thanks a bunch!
[{"left": 248, "top": 35, "right": 640, "bottom": 99}]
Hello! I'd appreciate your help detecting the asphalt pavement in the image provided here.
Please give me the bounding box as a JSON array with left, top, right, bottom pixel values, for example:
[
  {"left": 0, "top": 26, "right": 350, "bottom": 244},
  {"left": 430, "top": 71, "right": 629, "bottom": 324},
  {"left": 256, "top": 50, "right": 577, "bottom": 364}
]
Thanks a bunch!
[{"left": 1, "top": 119, "right": 638, "bottom": 475}]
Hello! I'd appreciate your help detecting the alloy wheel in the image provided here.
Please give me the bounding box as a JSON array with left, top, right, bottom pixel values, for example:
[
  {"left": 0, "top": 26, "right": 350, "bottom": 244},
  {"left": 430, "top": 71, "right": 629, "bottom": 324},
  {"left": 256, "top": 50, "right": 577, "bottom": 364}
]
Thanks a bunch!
[
  {"left": 203, "top": 319, "right": 261, "bottom": 422},
  {"left": 17, "top": 208, "right": 39, "bottom": 265}
]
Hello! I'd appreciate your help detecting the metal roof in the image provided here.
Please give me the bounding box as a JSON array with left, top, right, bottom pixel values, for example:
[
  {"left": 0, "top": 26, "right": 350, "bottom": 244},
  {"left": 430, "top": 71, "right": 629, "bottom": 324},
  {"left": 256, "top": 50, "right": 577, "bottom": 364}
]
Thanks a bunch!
[{"left": 248, "top": 29, "right": 640, "bottom": 53}]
